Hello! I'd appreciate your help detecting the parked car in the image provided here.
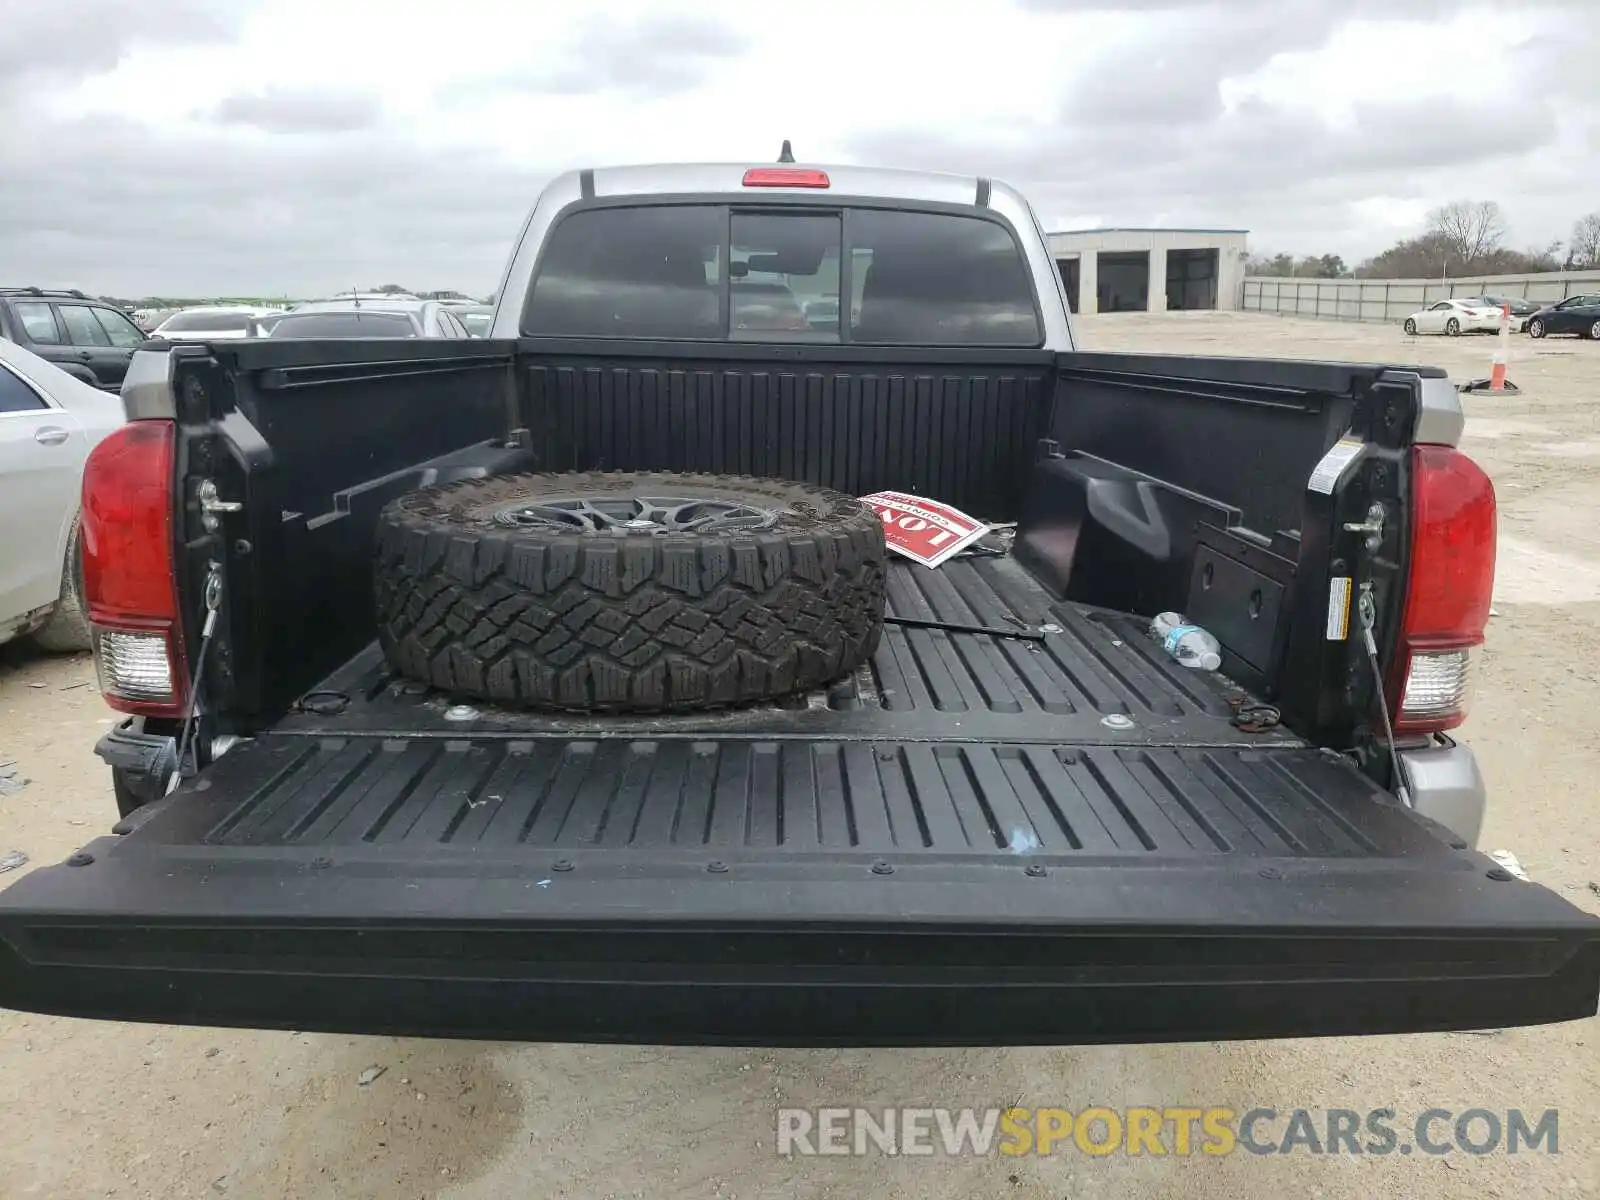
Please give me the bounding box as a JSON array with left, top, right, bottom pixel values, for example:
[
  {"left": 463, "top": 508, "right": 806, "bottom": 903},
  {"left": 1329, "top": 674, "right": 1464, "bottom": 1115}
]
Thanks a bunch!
[
  {"left": 1452, "top": 295, "right": 1536, "bottom": 333},
  {"left": 151, "top": 306, "right": 274, "bottom": 341},
  {"left": 0, "top": 288, "right": 147, "bottom": 390},
  {"left": 265, "top": 299, "right": 471, "bottom": 339},
  {"left": 3, "top": 160, "right": 1596, "bottom": 1046},
  {"left": 731, "top": 281, "right": 811, "bottom": 332},
  {"left": 1526, "top": 293, "right": 1600, "bottom": 340},
  {"left": 0, "top": 336, "right": 124, "bottom": 651},
  {"left": 1400, "top": 298, "right": 1506, "bottom": 336},
  {"left": 449, "top": 304, "right": 494, "bottom": 337},
  {"left": 802, "top": 297, "right": 841, "bottom": 330},
  {"left": 1474, "top": 295, "right": 1540, "bottom": 317}
]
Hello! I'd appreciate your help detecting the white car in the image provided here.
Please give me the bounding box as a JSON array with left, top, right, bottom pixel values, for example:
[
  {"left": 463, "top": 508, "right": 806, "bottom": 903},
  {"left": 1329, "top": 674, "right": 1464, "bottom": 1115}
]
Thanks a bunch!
[
  {"left": 1401, "top": 298, "right": 1508, "bottom": 337},
  {"left": 151, "top": 306, "right": 274, "bottom": 340},
  {"left": 0, "top": 337, "right": 124, "bottom": 651}
]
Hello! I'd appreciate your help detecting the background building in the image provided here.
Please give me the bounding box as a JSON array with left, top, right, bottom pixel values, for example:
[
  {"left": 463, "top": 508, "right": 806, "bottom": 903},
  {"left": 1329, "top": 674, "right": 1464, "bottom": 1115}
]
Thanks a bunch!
[{"left": 1048, "top": 228, "right": 1249, "bottom": 314}]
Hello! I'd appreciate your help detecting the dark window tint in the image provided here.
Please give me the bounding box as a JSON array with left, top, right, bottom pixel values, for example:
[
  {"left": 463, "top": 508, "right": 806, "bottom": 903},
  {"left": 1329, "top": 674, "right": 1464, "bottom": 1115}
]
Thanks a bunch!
[
  {"left": 12, "top": 302, "right": 62, "bottom": 344},
  {"left": 0, "top": 364, "right": 48, "bottom": 412},
  {"left": 160, "top": 311, "right": 255, "bottom": 333},
  {"left": 848, "top": 210, "right": 1040, "bottom": 346},
  {"left": 267, "top": 312, "right": 416, "bottom": 338},
  {"left": 59, "top": 305, "right": 112, "bottom": 347},
  {"left": 524, "top": 205, "right": 722, "bottom": 338},
  {"left": 94, "top": 307, "right": 146, "bottom": 347}
]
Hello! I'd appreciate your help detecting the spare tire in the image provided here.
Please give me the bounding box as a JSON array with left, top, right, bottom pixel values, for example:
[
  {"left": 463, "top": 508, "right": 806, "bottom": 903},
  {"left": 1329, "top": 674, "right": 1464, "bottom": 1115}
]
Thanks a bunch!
[{"left": 374, "top": 471, "right": 887, "bottom": 712}]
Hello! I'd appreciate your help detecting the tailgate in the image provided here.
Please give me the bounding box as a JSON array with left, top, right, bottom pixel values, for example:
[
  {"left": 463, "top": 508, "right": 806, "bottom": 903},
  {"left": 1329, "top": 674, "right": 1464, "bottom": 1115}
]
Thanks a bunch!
[{"left": 2, "top": 727, "right": 1596, "bottom": 1045}]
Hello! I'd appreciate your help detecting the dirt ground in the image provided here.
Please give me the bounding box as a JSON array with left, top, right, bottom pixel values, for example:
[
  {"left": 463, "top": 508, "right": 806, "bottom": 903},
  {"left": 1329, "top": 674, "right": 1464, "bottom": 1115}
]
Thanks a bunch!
[{"left": 0, "top": 312, "right": 1596, "bottom": 1199}]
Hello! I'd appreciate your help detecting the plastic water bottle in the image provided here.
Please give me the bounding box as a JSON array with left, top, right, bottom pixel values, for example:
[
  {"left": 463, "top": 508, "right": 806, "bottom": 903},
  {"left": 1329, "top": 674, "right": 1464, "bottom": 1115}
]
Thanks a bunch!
[{"left": 1150, "top": 612, "right": 1222, "bottom": 671}]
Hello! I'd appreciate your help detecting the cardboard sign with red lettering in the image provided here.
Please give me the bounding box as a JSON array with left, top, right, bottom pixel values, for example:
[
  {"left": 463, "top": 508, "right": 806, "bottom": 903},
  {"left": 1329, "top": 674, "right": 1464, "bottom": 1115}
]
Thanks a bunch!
[{"left": 860, "top": 491, "right": 988, "bottom": 568}]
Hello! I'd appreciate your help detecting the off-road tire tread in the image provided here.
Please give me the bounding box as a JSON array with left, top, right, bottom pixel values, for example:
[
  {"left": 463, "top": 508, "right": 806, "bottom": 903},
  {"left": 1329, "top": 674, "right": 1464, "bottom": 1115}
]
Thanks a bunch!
[{"left": 374, "top": 471, "right": 887, "bottom": 712}]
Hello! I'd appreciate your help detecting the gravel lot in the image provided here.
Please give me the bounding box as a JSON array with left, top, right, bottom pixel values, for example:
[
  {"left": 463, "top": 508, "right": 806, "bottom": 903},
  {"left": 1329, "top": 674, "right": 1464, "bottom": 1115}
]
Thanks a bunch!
[{"left": 1, "top": 312, "right": 1596, "bottom": 1198}]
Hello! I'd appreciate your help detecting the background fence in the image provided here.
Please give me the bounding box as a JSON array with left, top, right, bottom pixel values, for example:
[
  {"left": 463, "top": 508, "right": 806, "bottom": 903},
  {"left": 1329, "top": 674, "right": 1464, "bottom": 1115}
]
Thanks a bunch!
[{"left": 1241, "top": 270, "right": 1600, "bottom": 323}]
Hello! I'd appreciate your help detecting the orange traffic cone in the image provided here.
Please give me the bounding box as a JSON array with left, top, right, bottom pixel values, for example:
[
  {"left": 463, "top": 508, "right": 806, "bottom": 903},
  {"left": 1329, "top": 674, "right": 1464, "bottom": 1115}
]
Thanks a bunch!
[
  {"left": 1461, "top": 304, "right": 1521, "bottom": 394},
  {"left": 1489, "top": 304, "right": 1509, "bottom": 392}
]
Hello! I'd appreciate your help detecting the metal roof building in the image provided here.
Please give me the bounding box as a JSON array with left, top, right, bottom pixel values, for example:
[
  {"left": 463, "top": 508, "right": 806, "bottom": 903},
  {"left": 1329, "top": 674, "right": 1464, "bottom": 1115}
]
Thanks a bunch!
[{"left": 1048, "top": 227, "right": 1250, "bottom": 314}]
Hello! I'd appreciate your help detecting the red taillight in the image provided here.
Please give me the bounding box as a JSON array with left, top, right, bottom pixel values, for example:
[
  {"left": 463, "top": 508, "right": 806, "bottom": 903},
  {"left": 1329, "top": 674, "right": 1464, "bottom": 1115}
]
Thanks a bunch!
[
  {"left": 742, "top": 168, "right": 830, "bottom": 189},
  {"left": 81, "top": 421, "right": 186, "bottom": 716},
  {"left": 1392, "top": 445, "right": 1496, "bottom": 733}
]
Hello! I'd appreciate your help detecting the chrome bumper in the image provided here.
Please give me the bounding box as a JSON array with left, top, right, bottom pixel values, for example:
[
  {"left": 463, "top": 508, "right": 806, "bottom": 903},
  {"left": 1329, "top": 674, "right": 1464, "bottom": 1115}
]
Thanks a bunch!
[{"left": 1401, "top": 737, "right": 1487, "bottom": 848}]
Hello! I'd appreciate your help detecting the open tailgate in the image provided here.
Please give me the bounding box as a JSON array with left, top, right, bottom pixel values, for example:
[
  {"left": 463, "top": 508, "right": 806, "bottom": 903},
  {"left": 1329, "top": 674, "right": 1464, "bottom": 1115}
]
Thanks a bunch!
[
  {"left": 3, "top": 729, "right": 1596, "bottom": 1045},
  {"left": 4, "top": 562, "right": 1597, "bottom": 1045}
]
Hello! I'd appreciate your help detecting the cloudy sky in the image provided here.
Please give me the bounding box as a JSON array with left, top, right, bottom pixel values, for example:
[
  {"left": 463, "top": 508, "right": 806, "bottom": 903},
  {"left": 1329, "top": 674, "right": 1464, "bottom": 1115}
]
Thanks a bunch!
[{"left": 3, "top": 0, "right": 1595, "bottom": 297}]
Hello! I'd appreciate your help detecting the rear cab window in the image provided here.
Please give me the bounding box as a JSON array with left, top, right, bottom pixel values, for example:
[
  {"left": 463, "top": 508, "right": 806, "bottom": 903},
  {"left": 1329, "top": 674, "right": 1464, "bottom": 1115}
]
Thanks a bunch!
[
  {"left": 522, "top": 202, "right": 1040, "bottom": 346},
  {"left": 525, "top": 206, "right": 723, "bottom": 339},
  {"left": 731, "top": 211, "right": 839, "bottom": 340},
  {"left": 849, "top": 209, "right": 1041, "bottom": 346}
]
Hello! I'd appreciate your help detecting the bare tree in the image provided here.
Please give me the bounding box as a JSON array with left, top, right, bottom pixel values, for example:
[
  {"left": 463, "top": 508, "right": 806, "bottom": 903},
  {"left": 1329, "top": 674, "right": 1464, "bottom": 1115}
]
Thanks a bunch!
[
  {"left": 1571, "top": 212, "right": 1600, "bottom": 269},
  {"left": 1427, "top": 200, "right": 1508, "bottom": 269}
]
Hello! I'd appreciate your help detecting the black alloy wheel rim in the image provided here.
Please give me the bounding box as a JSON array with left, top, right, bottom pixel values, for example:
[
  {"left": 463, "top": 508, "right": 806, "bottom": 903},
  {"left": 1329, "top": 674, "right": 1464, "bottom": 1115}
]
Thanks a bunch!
[{"left": 494, "top": 494, "right": 785, "bottom": 535}]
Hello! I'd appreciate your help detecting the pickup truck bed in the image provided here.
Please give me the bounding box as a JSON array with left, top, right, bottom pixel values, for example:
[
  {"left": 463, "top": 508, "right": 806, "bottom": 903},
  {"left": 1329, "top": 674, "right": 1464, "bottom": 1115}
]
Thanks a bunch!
[
  {"left": 4, "top": 558, "right": 1595, "bottom": 1045},
  {"left": 6, "top": 167, "right": 1598, "bottom": 1045},
  {"left": 198, "top": 556, "right": 1331, "bottom": 850}
]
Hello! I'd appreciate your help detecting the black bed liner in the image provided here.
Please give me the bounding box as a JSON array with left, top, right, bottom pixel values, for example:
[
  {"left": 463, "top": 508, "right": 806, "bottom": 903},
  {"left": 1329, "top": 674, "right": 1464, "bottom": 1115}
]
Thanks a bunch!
[
  {"left": 2, "top": 558, "right": 1597, "bottom": 1044},
  {"left": 279, "top": 555, "right": 1294, "bottom": 746},
  {"left": 147, "top": 558, "right": 1346, "bottom": 859}
]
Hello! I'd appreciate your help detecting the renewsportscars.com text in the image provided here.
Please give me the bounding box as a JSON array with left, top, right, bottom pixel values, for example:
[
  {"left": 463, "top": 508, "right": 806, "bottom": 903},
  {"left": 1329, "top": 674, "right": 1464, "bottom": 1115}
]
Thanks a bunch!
[{"left": 776, "top": 1107, "right": 1559, "bottom": 1158}]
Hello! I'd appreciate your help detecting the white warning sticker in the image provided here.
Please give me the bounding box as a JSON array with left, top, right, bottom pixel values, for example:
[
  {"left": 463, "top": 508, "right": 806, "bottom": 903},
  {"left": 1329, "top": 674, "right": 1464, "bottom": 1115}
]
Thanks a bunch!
[
  {"left": 1307, "top": 437, "right": 1364, "bottom": 495},
  {"left": 1326, "top": 576, "right": 1352, "bottom": 640}
]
